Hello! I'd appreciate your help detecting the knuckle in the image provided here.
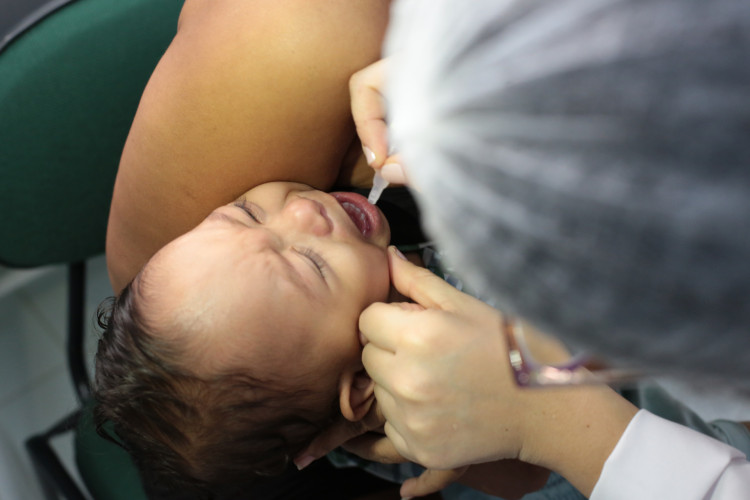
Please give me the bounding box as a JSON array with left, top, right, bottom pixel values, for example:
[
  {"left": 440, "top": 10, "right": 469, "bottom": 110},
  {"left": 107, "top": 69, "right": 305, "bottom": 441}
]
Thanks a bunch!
[
  {"left": 399, "top": 326, "right": 431, "bottom": 352},
  {"left": 401, "top": 415, "right": 435, "bottom": 446},
  {"left": 396, "top": 377, "right": 425, "bottom": 402},
  {"left": 402, "top": 314, "right": 448, "bottom": 350}
]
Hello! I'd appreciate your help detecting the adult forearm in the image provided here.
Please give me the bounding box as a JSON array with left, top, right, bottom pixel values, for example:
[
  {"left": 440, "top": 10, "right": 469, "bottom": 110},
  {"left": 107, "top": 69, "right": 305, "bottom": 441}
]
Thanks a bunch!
[{"left": 517, "top": 385, "right": 638, "bottom": 497}]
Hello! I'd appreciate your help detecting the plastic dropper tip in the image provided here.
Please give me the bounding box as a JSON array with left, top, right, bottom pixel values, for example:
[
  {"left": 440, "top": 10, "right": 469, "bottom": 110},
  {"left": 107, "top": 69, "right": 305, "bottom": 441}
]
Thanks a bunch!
[{"left": 367, "top": 171, "right": 389, "bottom": 204}]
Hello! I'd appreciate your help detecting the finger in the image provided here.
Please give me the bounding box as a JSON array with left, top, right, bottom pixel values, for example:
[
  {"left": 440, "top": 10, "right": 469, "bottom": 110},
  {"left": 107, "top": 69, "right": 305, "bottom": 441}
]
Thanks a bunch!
[
  {"left": 341, "top": 433, "right": 406, "bottom": 464},
  {"left": 295, "top": 420, "right": 365, "bottom": 468},
  {"left": 295, "top": 403, "right": 385, "bottom": 468},
  {"left": 361, "top": 342, "right": 404, "bottom": 392},
  {"left": 386, "top": 246, "right": 472, "bottom": 312},
  {"left": 401, "top": 467, "right": 469, "bottom": 499},
  {"left": 382, "top": 418, "right": 413, "bottom": 464},
  {"left": 380, "top": 156, "right": 408, "bottom": 185},
  {"left": 358, "top": 398, "right": 387, "bottom": 431},
  {"left": 359, "top": 301, "right": 428, "bottom": 353},
  {"left": 359, "top": 296, "right": 438, "bottom": 356},
  {"left": 349, "top": 59, "right": 389, "bottom": 168}
]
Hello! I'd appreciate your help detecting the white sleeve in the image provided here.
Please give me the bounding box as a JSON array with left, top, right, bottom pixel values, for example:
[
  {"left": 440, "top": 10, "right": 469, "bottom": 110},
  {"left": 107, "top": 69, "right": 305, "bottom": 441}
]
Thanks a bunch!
[{"left": 591, "top": 410, "right": 750, "bottom": 500}]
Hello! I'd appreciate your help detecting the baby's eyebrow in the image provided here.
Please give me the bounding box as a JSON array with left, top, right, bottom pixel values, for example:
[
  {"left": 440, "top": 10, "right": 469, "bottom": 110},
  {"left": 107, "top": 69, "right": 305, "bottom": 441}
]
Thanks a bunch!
[
  {"left": 214, "top": 212, "right": 318, "bottom": 300},
  {"left": 206, "top": 210, "right": 323, "bottom": 300},
  {"left": 205, "top": 211, "right": 245, "bottom": 226},
  {"left": 277, "top": 252, "right": 322, "bottom": 301}
]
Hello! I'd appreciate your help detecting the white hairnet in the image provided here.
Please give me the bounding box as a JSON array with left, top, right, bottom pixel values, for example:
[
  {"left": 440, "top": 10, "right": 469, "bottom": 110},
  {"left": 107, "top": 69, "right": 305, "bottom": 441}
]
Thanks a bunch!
[{"left": 385, "top": 0, "right": 750, "bottom": 383}]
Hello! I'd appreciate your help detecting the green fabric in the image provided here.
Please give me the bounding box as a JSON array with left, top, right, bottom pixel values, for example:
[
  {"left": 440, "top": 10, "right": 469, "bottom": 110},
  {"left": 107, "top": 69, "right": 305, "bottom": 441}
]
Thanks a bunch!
[
  {"left": 75, "top": 403, "right": 149, "bottom": 500},
  {"left": 1, "top": 0, "right": 183, "bottom": 498},
  {"left": 0, "top": 0, "right": 183, "bottom": 267}
]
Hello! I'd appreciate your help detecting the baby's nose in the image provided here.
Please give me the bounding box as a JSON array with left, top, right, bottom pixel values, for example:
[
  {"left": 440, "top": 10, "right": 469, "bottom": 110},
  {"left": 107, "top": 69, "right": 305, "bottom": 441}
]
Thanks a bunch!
[{"left": 284, "top": 197, "right": 332, "bottom": 236}]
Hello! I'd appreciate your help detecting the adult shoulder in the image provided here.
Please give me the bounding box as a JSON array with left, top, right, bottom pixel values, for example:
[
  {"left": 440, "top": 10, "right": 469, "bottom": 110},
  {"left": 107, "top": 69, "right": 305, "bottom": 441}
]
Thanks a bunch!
[{"left": 106, "top": 0, "right": 390, "bottom": 292}]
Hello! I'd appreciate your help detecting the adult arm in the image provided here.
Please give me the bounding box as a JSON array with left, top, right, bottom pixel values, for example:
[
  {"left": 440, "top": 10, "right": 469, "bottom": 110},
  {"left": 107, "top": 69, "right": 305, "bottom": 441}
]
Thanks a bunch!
[{"left": 106, "top": 0, "right": 389, "bottom": 292}]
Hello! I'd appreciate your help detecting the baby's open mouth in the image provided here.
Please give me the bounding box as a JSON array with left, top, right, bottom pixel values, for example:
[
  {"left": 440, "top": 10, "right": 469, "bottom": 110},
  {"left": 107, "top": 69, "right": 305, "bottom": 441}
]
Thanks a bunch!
[{"left": 330, "top": 192, "right": 381, "bottom": 238}]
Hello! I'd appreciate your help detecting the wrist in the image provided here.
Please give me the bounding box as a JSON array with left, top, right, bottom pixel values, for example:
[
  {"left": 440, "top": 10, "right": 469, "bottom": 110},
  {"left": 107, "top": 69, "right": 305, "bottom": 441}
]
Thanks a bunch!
[{"left": 516, "top": 385, "right": 638, "bottom": 497}]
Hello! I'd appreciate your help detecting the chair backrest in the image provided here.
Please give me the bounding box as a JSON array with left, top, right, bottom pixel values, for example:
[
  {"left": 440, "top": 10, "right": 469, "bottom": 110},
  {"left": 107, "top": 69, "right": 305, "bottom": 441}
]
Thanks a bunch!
[
  {"left": 0, "top": 0, "right": 184, "bottom": 268},
  {"left": 1, "top": 2, "right": 183, "bottom": 498}
]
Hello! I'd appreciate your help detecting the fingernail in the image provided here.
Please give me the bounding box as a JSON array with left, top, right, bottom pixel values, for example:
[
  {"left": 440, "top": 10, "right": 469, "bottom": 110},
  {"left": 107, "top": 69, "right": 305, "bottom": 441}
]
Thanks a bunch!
[
  {"left": 390, "top": 245, "right": 408, "bottom": 261},
  {"left": 401, "top": 497, "right": 413, "bottom": 500},
  {"left": 381, "top": 163, "right": 407, "bottom": 184},
  {"left": 295, "top": 455, "right": 315, "bottom": 470},
  {"left": 363, "top": 146, "right": 376, "bottom": 165}
]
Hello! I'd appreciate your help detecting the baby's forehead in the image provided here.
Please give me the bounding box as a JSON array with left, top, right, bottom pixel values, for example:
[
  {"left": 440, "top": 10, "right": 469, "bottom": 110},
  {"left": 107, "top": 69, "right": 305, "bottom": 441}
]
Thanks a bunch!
[
  {"left": 185, "top": 304, "right": 334, "bottom": 386},
  {"left": 142, "top": 250, "right": 326, "bottom": 364}
]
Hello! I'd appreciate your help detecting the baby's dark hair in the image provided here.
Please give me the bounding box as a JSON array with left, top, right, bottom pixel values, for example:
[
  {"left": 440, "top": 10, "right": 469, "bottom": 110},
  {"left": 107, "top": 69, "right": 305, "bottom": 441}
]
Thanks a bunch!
[{"left": 93, "top": 276, "right": 339, "bottom": 499}]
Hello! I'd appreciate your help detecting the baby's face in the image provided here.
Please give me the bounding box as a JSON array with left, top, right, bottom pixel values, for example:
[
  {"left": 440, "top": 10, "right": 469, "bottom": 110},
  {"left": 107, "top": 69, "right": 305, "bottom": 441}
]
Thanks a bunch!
[{"left": 149, "top": 182, "right": 391, "bottom": 386}]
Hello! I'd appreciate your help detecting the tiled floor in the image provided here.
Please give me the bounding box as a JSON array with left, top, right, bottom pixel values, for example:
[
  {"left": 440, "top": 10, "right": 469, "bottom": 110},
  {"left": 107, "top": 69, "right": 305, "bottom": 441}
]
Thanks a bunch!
[{"left": 0, "top": 255, "right": 112, "bottom": 500}]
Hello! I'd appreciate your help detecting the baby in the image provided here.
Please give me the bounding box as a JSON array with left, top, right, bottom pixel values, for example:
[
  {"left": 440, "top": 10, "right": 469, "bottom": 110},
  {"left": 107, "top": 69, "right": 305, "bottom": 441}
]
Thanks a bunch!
[{"left": 94, "top": 181, "right": 400, "bottom": 497}]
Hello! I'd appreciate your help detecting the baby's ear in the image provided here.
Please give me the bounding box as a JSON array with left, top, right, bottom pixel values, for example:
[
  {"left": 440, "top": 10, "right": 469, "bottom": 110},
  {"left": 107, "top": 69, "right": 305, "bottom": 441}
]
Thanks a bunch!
[{"left": 338, "top": 369, "right": 375, "bottom": 422}]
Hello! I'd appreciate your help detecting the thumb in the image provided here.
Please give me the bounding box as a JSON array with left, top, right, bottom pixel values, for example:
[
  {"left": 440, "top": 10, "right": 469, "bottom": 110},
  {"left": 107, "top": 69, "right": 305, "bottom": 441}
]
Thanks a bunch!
[
  {"left": 401, "top": 467, "right": 468, "bottom": 499},
  {"left": 349, "top": 59, "right": 389, "bottom": 169},
  {"left": 388, "top": 246, "right": 471, "bottom": 312},
  {"left": 380, "top": 158, "right": 409, "bottom": 185},
  {"left": 342, "top": 433, "right": 406, "bottom": 464}
]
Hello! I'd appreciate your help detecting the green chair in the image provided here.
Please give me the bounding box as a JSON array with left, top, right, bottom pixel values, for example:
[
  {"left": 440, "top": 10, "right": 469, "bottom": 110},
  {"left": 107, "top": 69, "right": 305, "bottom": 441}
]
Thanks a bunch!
[{"left": 0, "top": 0, "right": 183, "bottom": 498}]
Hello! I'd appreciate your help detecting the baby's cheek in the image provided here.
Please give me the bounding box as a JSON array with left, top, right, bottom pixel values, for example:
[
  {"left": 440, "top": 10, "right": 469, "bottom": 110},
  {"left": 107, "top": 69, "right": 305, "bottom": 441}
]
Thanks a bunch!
[
  {"left": 353, "top": 249, "right": 390, "bottom": 304},
  {"left": 371, "top": 268, "right": 391, "bottom": 302},
  {"left": 375, "top": 253, "right": 391, "bottom": 296}
]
